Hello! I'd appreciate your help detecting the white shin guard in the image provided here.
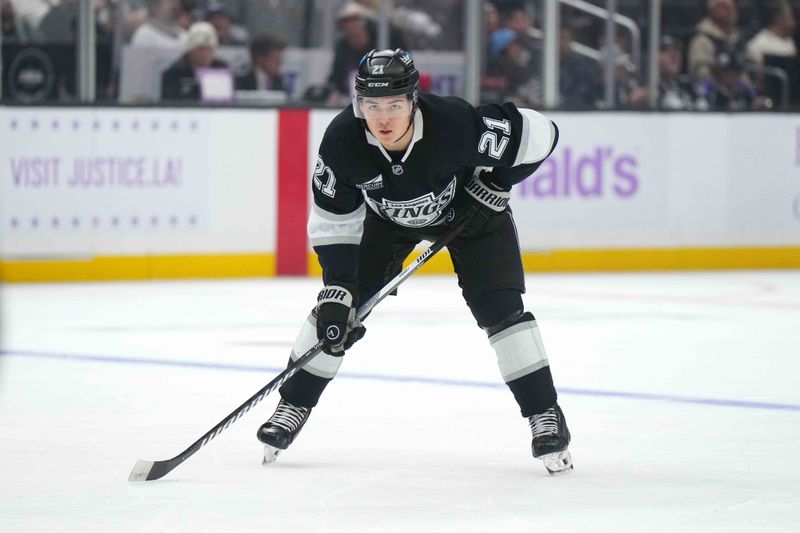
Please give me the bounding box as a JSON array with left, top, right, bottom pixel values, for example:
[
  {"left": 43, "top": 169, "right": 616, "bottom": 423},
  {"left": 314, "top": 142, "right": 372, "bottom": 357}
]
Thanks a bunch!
[
  {"left": 290, "top": 313, "right": 344, "bottom": 379},
  {"left": 489, "top": 318, "right": 550, "bottom": 383}
]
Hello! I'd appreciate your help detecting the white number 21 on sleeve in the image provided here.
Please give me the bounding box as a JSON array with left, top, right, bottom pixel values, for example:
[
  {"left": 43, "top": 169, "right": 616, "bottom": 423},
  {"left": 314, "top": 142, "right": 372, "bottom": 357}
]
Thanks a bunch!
[{"left": 478, "top": 117, "right": 511, "bottom": 160}]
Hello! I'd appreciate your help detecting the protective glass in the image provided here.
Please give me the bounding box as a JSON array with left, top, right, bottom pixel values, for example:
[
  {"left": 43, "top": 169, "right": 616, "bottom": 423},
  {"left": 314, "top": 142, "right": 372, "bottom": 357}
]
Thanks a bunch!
[{"left": 353, "top": 95, "right": 414, "bottom": 119}]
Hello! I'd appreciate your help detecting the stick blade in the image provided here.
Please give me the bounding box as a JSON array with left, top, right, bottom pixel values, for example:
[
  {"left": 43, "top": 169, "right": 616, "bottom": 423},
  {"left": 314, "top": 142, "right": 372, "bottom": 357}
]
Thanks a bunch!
[{"left": 128, "top": 460, "right": 156, "bottom": 482}]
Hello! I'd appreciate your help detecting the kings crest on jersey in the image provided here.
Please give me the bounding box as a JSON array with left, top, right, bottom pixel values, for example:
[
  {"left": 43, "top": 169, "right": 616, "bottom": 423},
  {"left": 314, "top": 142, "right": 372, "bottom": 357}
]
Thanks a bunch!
[
  {"left": 307, "top": 92, "right": 557, "bottom": 257},
  {"left": 365, "top": 176, "right": 456, "bottom": 227}
]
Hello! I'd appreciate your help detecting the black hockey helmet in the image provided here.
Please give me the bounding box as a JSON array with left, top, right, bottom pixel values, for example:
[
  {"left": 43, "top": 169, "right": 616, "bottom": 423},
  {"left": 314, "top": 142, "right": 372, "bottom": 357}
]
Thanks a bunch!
[
  {"left": 353, "top": 49, "right": 419, "bottom": 119},
  {"left": 355, "top": 48, "right": 419, "bottom": 97}
]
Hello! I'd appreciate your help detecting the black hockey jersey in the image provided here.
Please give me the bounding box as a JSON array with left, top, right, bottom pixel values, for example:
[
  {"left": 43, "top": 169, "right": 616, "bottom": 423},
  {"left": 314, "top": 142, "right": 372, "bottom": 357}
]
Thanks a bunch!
[{"left": 308, "top": 93, "right": 557, "bottom": 285}]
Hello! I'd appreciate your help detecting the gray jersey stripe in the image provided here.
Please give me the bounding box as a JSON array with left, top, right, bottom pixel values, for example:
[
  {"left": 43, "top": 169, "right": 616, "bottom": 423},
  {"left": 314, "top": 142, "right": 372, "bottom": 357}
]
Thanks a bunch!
[
  {"left": 502, "top": 360, "right": 550, "bottom": 383},
  {"left": 489, "top": 320, "right": 538, "bottom": 345}
]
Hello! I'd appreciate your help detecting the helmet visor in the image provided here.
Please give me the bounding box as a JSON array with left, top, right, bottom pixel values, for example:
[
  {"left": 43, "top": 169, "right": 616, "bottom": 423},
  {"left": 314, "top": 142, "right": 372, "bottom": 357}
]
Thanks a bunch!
[{"left": 353, "top": 94, "right": 414, "bottom": 120}]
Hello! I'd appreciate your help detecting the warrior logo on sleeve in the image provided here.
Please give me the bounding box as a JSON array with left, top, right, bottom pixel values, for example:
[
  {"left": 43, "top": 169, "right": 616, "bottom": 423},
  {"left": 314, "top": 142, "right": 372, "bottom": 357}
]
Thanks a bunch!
[{"left": 364, "top": 177, "right": 457, "bottom": 227}]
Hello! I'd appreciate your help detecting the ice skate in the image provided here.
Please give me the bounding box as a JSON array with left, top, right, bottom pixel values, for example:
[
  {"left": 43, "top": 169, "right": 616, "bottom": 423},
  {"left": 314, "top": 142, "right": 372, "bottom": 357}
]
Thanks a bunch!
[
  {"left": 257, "top": 399, "right": 311, "bottom": 465},
  {"left": 528, "top": 403, "right": 573, "bottom": 476}
]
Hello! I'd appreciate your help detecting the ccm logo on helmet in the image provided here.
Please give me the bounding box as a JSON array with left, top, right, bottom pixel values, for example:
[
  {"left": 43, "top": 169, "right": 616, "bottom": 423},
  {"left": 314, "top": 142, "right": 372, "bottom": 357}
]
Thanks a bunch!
[{"left": 367, "top": 82, "right": 390, "bottom": 87}]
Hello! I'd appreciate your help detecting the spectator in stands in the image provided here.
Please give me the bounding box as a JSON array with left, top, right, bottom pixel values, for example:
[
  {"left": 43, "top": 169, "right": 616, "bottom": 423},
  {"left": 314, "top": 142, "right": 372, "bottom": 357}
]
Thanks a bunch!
[
  {"left": 36, "top": 0, "right": 114, "bottom": 44},
  {"left": 117, "top": 1, "right": 149, "bottom": 41},
  {"left": 7, "top": 0, "right": 50, "bottom": 32},
  {"left": 482, "top": 2, "right": 501, "bottom": 62},
  {"left": 427, "top": 0, "right": 462, "bottom": 49},
  {"left": 161, "top": 21, "right": 228, "bottom": 100},
  {"left": 697, "top": 50, "right": 765, "bottom": 111},
  {"left": 480, "top": 3, "right": 505, "bottom": 101},
  {"left": 688, "top": 0, "right": 742, "bottom": 80},
  {"left": 131, "top": 0, "right": 188, "bottom": 49},
  {"left": 176, "top": 0, "right": 198, "bottom": 30},
  {"left": 559, "top": 26, "right": 599, "bottom": 109},
  {"left": 32, "top": 0, "right": 114, "bottom": 98},
  {"left": 235, "top": 33, "right": 286, "bottom": 92},
  {"left": 504, "top": 3, "right": 541, "bottom": 75},
  {"left": 326, "top": 2, "right": 375, "bottom": 105},
  {"left": 392, "top": 0, "right": 459, "bottom": 50},
  {"left": 97, "top": 0, "right": 164, "bottom": 43},
  {"left": 504, "top": 3, "right": 539, "bottom": 55},
  {"left": 35, "top": 0, "right": 78, "bottom": 43},
  {"left": 1, "top": 0, "right": 36, "bottom": 43},
  {"left": 212, "top": 0, "right": 304, "bottom": 47},
  {"left": 484, "top": 28, "right": 539, "bottom": 107},
  {"left": 390, "top": 5, "right": 443, "bottom": 50},
  {"left": 485, "top": 1, "right": 501, "bottom": 36},
  {"left": 611, "top": 52, "right": 648, "bottom": 109},
  {"left": 657, "top": 36, "right": 702, "bottom": 110},
  {"left": 204, "top": 1, "right": 249, "bottom": 46},
  {"left": 747, "top": 1, "right": 797, "bottom": 64},
  {"left": 324, "top": 2, "right": 406, "bottom": 106},
  {"left": 745, "top": 1, "right": 798, "bottom": 107}
]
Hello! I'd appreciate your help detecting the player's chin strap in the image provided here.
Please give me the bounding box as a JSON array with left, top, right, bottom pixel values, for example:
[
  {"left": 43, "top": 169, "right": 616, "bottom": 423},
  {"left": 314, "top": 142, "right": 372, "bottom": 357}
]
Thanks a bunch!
[
  {"left": 390, "top": 94, "right": 418, "bottom": 145},
  {"left": 390, "top": 114, "right": 414, "bottom": 145}
]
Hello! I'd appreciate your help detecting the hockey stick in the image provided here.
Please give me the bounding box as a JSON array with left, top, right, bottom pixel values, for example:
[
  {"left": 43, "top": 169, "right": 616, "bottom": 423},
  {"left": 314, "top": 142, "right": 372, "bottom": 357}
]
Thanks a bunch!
[{"left": 128, "top": 219, "right": 467, "bottom": 481}]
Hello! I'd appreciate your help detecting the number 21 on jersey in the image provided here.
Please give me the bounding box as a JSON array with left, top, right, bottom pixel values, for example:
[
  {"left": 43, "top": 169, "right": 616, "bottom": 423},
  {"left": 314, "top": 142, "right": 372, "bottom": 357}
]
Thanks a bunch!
[
  {"left": 478, "top": 117, "right": 510, "bottom": 160},
  {"left": 313, "top": 156, "right": 336, "bottom": 198}
]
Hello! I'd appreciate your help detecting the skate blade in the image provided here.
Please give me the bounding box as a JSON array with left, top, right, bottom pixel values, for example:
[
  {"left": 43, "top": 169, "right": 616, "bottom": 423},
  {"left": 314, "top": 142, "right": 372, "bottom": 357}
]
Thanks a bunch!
[
  {"left": 541, "top": 450, "right": 573, "bottom": 476},
  {"left": 262, "top": 444, "right": 281, "bottom": 466}
]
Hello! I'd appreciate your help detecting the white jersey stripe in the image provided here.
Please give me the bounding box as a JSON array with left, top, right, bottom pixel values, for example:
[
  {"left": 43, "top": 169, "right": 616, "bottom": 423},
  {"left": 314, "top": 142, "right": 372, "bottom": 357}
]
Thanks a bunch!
[
  {"left": 513, "top": 108, "right": 557, "bottom": 166},
  {"left": 307, "top": 203, "right": 366, "bottom": 247}
]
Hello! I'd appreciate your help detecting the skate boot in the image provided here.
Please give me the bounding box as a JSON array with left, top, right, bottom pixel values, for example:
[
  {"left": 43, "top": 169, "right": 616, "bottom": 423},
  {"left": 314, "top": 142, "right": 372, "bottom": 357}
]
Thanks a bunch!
[
  {"left": 257, "top": 399, "right": 311, "bottom": 465},
  {"left": 528, "top": 403, "right": 573, "bottom": 476}
]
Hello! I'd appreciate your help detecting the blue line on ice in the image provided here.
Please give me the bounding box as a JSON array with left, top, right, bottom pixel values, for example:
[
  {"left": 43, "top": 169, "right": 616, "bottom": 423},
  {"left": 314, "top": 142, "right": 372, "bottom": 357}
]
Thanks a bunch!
[{"left": 2, "top": 348, "right": 799, "bottom": 412}]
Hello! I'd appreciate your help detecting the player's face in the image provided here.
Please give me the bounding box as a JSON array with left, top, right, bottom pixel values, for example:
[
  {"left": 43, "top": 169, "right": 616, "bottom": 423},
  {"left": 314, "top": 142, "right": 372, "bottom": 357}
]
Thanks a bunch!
[{"left": 360, "top": 96, "right": 413, "bottom": 146}]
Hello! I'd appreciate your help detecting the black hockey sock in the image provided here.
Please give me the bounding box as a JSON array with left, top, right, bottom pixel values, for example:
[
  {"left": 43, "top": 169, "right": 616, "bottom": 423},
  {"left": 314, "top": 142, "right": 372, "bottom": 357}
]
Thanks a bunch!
[
  {"left": 506, "top": 366, "right": 558, "bottom": 418},
  {"left": 278, "top": 367, "right": 332, "bottom": 409}
]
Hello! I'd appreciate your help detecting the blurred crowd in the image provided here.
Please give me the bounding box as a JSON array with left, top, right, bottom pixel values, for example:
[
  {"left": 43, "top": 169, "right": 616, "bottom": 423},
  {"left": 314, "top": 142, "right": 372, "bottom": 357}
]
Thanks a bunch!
[
  {"left": 482, "top": 0, "right": 799, "bottom": 111},
  {"left": 2, "top": 0, "right": 799, "bottom": 110}
]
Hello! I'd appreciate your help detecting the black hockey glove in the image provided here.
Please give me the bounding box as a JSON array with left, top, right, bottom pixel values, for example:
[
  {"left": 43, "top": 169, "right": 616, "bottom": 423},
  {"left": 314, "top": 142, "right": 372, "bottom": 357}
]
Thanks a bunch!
[
  {"left": 315, "top": 283, "right": 366, "bottom": 356},
  {"left": 446, "top": 170, "right": 511, "bottom": 235}
]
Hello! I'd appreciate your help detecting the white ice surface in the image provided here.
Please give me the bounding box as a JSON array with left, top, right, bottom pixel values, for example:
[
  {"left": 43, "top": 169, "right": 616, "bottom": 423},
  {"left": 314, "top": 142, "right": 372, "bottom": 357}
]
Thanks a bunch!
[{"left": 1, "top": 272, "right": 799, "bottom": 532}]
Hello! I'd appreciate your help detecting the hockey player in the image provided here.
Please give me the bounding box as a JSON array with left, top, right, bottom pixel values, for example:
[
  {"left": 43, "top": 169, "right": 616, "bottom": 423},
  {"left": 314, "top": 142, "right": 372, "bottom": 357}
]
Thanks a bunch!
[{"left": 258, "top": 49, "right": 572, "bottom": 475}]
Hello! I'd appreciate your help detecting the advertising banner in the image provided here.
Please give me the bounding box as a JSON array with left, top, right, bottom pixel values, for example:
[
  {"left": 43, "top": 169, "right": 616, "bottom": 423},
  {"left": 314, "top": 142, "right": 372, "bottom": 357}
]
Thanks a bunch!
[
  {"left": 511, "top": 114, "right": 800, "bottom": 249},
  {"left": 1, "top": 109, "right": 211, "bottom": 238},
  {"left": 1, "top": 108, "right": 279, "bottom": 261},
  {"left": 2, "top": 107, "right": 798, "bottom": 280},
  {"left": 726, "top": 116, "right": 800, "bottom": 233}
]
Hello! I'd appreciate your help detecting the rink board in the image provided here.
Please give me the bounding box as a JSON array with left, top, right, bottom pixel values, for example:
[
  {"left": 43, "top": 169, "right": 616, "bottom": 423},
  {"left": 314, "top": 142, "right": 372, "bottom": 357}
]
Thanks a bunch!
[{"left": 1, "top": 108, "right": 799, "bottom": 280}]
